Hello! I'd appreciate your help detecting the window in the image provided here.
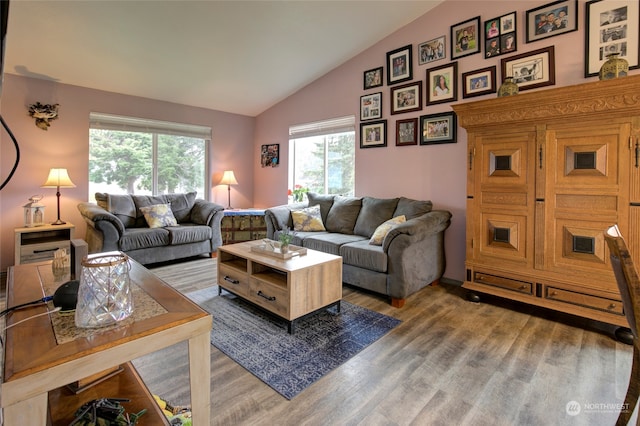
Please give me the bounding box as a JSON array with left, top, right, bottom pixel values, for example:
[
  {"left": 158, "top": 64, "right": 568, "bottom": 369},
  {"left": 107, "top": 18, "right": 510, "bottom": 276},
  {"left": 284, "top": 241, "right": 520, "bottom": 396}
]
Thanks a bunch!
[
  {"left": 88, "top": 113, "right": 211, "bottom": 201},
  {"left": 288, "top": 116, "right": 355, "bottom": 201}
]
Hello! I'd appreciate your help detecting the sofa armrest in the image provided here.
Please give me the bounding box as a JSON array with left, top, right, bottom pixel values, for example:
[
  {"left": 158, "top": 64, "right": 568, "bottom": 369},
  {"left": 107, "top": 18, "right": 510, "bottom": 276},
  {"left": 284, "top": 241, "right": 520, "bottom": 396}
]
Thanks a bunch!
[
  {"left": 77, "top": 202, "right": 126, "bottom": 236},
  {"left": 382, "top": 210, "right": 452, "bottom": 252},
  {"left": 190, "top": 199, "right": 225, "bottom": 226}
]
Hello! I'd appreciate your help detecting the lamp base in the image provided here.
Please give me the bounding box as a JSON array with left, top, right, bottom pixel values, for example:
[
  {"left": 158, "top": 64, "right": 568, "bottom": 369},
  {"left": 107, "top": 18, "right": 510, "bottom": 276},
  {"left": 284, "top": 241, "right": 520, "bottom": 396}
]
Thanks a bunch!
[{"left": 51, "top": 219, "right": 67, "bottom": 225}]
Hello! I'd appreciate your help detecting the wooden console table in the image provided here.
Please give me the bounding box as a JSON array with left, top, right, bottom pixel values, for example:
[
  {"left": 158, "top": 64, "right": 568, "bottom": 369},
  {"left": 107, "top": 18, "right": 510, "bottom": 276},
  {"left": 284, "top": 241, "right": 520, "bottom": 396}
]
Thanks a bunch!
[{"left": 1, "top": 259, "right": 212, "bottom": 425}]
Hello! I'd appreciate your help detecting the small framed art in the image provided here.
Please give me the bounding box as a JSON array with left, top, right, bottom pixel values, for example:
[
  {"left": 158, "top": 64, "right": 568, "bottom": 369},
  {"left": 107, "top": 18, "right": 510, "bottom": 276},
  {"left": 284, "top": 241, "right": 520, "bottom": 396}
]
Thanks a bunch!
[
  {"left": 363, "top": 67, "right": 383, "bottom": 90},
  {"left": 386, "top": 44, "right": 413, "bottom": 85},
  {"left": 261, "top": 144, "right": 279, "bottom": 167},
  {"left": 426, "top": 62, "right": 458, "bottom": 106},
  {"left": 501, "top": 46, "right": 556, "bottom": 91},
  {"left": 420, "top": 112, "right": 457, "bottom": 145},
  {"left": 418, "top": 35, "right": 446, "bottom": 65},
  {"left": 462, "top": 66, "right": 496, "bottom": 99},
  {"left": 584, "top": 0, "right": 639, "bottom": 77},
  {"left": 451, "top": 16, "right": 481, "bottom": 59},
  {"left": 390, "top": 81, "right": 422, "bottom": 115},
  {"left": 360, "top": 92, "right": 382, "bottom": 121},
  {"left": 484, "top": 11, "right": 517, "bottom": 58},
  {"left": 360, "top": 120, "right": 387, "bottom": 149},
  {"left": 396, "top": 118, "right": 418, "bottom": 146},
  {"left": 526, "top": 0, "right": 578, "bottom": 43}
]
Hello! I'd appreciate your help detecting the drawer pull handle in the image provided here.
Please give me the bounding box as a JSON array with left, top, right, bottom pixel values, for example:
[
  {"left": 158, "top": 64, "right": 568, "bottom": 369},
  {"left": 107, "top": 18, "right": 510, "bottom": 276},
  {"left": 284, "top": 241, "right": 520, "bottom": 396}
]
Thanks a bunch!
[
  {"left": 519, "top": 285, "right": 527, "bottom": 290},
  {"left": 223, "top": 276, "right": 240, "bottom": 285},
  {"left": 33, "top": 248, "right": 59, "bottom": 254},
  {"left": 550, "top": 291, "right": 558, "bottom": 297},
  {"left": 257, "top": 290, "right": 276, "bottom": 302},
  {"left": 608, "top": 303, "right": 617, "bottom": 310}
]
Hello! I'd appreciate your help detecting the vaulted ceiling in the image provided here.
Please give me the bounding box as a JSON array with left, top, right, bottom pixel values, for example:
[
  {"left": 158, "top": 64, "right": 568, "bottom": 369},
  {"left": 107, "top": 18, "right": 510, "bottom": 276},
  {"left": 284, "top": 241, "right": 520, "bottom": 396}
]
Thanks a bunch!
[{"left": 5, "top": 1, "right": 443, "bottom": 116}]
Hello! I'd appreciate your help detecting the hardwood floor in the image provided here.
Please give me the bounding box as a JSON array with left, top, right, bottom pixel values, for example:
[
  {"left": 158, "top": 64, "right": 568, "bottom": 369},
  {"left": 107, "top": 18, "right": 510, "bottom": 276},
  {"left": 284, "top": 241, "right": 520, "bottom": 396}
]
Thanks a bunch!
[{"left": 134, "top": 257, "right": 636, "bottom": 426}]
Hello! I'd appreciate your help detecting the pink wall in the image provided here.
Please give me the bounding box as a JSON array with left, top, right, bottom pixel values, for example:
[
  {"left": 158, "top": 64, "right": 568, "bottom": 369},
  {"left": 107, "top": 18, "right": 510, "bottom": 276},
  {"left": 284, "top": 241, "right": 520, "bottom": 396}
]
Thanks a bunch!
[
  {"left": 253, "top": 0, "right": 640, "bottom": 282},
  {"left": 0, "top": 74, "right": 255, "bottom": 271}
]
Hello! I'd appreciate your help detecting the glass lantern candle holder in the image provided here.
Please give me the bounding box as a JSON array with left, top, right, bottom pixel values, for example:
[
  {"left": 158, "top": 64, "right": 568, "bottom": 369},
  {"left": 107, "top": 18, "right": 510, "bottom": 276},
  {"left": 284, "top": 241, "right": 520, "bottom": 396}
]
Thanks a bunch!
[
  {"left": 23, "top": 195, "right": 46, "bottom": 227},
  {"left": 75, "top": 252, "right": 133, "bottom": 328}
]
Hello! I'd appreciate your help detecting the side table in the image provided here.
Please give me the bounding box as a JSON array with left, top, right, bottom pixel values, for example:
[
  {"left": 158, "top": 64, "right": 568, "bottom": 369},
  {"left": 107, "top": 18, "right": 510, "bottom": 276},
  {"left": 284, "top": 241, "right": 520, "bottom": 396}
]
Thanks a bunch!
[
  {"left": 14, "top": 222, "right": 75, "bottom": 265},
  {"left": 1, "top": 259, "right": 212, "bottom": 424}
]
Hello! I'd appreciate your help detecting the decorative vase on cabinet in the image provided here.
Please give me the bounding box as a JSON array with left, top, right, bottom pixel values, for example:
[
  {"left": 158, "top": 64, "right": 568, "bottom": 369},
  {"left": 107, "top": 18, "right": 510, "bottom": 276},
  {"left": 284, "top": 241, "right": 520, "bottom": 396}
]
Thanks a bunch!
[
  {"left": 599, "top": 52, "right": 629, "bottom": 80},
  {"left": 497, "top": 77, "right": 519, "bottom": 97}
]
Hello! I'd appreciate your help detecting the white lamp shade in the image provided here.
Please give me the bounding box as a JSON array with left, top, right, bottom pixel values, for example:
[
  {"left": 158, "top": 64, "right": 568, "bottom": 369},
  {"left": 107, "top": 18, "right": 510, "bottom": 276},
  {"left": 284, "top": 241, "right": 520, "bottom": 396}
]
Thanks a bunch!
[
  {"left": 219, "top": 170, "right": 238, "bottom": 186},
  {"left": 42, "top": 168, "right": 76, "bottom": 188}
]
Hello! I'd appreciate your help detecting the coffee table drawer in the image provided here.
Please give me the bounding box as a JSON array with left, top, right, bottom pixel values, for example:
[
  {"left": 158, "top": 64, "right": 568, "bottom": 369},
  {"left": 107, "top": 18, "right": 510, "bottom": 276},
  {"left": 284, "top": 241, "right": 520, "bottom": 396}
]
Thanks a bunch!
[
  {"left": 249, "top": 278, "right": 289, "bottom": 318},
  {"left": 219, "top": 264, "right": 250, "bottom": 297}
]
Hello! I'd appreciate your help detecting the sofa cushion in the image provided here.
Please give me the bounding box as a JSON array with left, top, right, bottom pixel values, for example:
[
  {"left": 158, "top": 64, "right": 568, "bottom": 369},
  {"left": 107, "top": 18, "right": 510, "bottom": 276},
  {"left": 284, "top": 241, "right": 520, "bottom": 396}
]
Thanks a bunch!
[
  {"left": 303, "top": 233, "right": 367, "bottom": 256},
  {"left": 132, "top": 195, "right": 166, "bottom": 227},
  {"left": 95, "top": 193, "right": 137, "bottom": 228},
  {"left": 140, "top": 203, "right": 178, "bottom": 228},
  {"left": 168, "top": 224, "right": 212, "bottom": 245},
  {"left": 306, "top": 192, "right": 335, "bottom": 224},
  {"left": 119, "top": 227, "right": 170, "bottom": 251},
  {"left": 292, "top": 205, "right": 326, "bottom": 232},
  {"left": 394, "top": 197, "right": 432, "bottom": 219},
  {"left": 340, "top": 240, "right": 388, "bottom": 273},
  {"left": 324, "top": 196, "right": 362, "bottom": 234},
  {"left": 369, "top": 215, "right": 406, "bottom": 245},
  {"left": 164, "top": 192, "right": 197, "bottom": 223},
  {"left": 353, "top": 197, "right": 399, "bottom": 237}
]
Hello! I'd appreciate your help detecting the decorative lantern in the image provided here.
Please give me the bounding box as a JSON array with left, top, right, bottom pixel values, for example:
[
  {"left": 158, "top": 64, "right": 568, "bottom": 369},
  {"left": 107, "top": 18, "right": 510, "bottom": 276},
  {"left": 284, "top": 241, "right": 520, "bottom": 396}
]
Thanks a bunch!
[
  {"left": 498, "top": 77, "right": 519, "bottom": 97},
  {"left": 599, "top": 52, "right": 629, "bottom": 80},
  {"left": 23, "top": 195, "right": 46, "bottom": 227}
]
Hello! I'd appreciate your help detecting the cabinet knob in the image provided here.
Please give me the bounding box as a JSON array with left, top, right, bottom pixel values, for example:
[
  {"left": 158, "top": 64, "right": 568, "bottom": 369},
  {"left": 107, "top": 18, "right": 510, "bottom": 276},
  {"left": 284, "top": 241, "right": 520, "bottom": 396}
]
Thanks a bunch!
[
  {"left": 550, "top": 291, "right": 558, "bottom": 297},
  {"left": 608, "top": 303, "right": 617, "bottom": 310}
]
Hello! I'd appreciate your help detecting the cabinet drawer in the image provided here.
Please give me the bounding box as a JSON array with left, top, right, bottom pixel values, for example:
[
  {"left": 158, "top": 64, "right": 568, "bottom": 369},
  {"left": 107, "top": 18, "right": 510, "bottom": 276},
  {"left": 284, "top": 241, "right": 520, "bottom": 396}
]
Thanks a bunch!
[
  {"left": 218, "top": 264, "right": 250, "bottom": 297},
  {"left": 249, "top": 278, "right": 289, "bottom": 318},
  {"left": 545, "top": 286, "right": 624, "bottom": 316},
  {"left": 20, "top": 241, "right": 70, "bottom": 264},
  {"left": 473, "top": 271, "right": 533, "bottom": 295}
]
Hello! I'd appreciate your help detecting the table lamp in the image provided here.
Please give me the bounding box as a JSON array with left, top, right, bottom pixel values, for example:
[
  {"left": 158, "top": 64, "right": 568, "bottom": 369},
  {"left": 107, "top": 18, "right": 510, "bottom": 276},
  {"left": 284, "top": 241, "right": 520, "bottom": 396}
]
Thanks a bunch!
[
  {"left": 219, "top": 170, "right": 238, "bottom": 209},
  {"left": 42, "top": 168, "right": 76, "bottom": 225}
]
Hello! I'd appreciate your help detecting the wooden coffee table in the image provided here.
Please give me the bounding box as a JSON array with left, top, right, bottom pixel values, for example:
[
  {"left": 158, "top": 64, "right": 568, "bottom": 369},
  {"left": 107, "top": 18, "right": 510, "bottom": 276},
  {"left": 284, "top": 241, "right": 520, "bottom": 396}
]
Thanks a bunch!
[
  {"left": 2, "top": 259, "right": 212, "bottom": 425},
  {"left": 217, "top": 240, "right": 343, "bottom": 333}
]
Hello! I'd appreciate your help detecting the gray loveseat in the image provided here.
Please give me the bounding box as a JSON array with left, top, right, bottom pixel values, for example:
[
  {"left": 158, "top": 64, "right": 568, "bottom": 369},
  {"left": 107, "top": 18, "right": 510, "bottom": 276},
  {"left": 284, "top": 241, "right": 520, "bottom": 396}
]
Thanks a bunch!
[
  {"left": 265, "top": 194, "right": 451, "bottom": 307},
  {"left": 78, "top": 192, "right": 225, "bottom": 265}
]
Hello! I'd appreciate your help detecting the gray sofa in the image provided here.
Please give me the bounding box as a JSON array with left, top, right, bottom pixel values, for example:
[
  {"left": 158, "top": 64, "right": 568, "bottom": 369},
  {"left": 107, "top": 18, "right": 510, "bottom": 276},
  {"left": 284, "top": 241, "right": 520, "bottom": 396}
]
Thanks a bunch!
[
  {"left": 265, "top": 193, "right": 451, "bottom": 307},
  {"left": 77, "top": 192, "right": 225, "bottom": 265}
]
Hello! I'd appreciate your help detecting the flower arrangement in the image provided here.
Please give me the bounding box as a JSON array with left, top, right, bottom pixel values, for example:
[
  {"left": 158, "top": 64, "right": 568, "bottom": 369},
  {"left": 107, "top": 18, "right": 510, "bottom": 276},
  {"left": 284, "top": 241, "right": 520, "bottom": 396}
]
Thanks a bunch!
[
  {"left": 28, "top": 102, "right": 59, "bottom": 130},
  {"left": 278, "top": 227, "right": 295, "bottom": 247},
  {"left": 288, "top": 184, "right": 308, "bottom": 202}
]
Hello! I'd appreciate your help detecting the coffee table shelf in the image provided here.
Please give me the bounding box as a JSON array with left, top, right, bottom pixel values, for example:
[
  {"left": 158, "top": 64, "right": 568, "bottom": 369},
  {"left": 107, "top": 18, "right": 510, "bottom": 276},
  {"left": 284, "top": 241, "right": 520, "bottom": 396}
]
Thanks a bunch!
[{"left": 218, "top": 240, "right": 343, "bottom": 333}]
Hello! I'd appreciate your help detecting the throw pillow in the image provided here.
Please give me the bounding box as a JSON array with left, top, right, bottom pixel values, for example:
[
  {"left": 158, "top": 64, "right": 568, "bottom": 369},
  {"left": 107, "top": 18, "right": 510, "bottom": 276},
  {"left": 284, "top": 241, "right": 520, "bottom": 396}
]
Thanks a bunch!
[
  {"left": 139, "top": 204, "right": 178, "bottom": 228},
  {"left": 325, "top": 196, "right": 362, "bottom": 234},
  {"left": 369, "top": 215, "right": 406, "bottom": 245},
  {"left": 291, "top": 205, "right": 326, "bottom": 232}
]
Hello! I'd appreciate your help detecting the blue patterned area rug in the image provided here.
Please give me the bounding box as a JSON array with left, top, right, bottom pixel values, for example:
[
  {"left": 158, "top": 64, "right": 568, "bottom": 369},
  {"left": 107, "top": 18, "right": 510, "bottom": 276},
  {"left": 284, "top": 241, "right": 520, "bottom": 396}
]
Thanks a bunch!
[{"left": 185, "top": 287, "right": 401, "bottom": 400}]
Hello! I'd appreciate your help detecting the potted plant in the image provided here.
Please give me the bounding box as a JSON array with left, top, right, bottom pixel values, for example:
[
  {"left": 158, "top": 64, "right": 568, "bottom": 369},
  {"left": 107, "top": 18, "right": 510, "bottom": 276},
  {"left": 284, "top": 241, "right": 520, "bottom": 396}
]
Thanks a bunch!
[{"left": 278, "top": 227, "right": 295, "bottom": 253}]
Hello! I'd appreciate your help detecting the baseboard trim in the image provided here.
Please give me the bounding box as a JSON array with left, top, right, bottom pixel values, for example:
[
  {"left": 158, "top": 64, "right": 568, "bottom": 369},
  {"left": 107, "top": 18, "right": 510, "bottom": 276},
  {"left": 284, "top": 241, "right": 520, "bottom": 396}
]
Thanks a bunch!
[{"left": 440, "top": 276, "right": 463, "bottom": 287}]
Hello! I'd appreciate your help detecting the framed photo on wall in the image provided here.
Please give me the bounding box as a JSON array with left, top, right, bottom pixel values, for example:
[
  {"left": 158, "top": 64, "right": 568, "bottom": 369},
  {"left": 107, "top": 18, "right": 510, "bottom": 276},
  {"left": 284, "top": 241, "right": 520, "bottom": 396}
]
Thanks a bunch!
[
  {"left": 484, "top": 11, "right": 517, "bottom": 58},
  {"left": 363, "top": 67, "right": 383, "bottom": 90},
  {"left": 451, "top": 16, "right": 481, "bottom": 59},
  {"left": 261, "top": 144, "right": 279, "bottom": 167},
  {"left": 396, "top": 118, "right": 418, "bottom": 146},
  {"left": 585, "top": 0, "right": 639, "bottom": 77},
  {"left": 426, "top": 62, "right": 458, "bottom": 106},
  {"left": 501, "top": 46, "right": 556, "bottom": 91},
  {"left": 390, "top": 81, "right": 422, "bottom": 115},
  {"left": 418, "top": 35, "right": 446, "bottom": 65},
  {"left": 386, "top": 44, "right": 413, "bottom": 85},
  {"left": 462, "top": 66, "right": 496, "bottom": 98},
  {"left": 526, "top": 0, "right": 578, "bottom": 43},
  {"left": 360, "top": 120, "right": 387, "bottom": 149},
  {"left": 360, "top": 92, "right": 382, "bottom": 121},
  {"left": 420, "top": 112, "right": 457, "bottom": 145}
]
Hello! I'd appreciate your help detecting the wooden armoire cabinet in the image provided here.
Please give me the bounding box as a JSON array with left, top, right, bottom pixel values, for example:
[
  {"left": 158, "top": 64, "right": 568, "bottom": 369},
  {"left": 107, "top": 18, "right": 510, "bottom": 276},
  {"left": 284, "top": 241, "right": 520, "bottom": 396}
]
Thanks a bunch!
[{"left": 452, "top": 75, "right": 640, "bottom": 329}]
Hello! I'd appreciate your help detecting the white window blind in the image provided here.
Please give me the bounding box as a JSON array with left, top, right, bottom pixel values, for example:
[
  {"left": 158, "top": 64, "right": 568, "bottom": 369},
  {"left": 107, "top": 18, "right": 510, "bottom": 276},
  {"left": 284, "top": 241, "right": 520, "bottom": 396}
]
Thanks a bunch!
[
  {"left": 289, "top": 115, "right": 355, "bottom": 139},
  {"left": 90, "top": 112, "right": 212, "bottom": 140}
]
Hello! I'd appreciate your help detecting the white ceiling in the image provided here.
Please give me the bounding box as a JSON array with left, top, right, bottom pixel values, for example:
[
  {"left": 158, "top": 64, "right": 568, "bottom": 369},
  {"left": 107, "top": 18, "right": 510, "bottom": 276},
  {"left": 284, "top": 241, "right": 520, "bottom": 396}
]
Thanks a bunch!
[{"left": 4, "top": 0, "right": 443, "bottom": 117}]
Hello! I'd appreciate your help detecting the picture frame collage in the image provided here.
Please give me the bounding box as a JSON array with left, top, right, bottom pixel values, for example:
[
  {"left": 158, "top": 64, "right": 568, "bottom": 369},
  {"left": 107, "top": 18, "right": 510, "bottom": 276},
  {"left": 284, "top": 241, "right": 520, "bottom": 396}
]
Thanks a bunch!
[{"left": 358, "top": 0, "right": 640, "bottom": 149}]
